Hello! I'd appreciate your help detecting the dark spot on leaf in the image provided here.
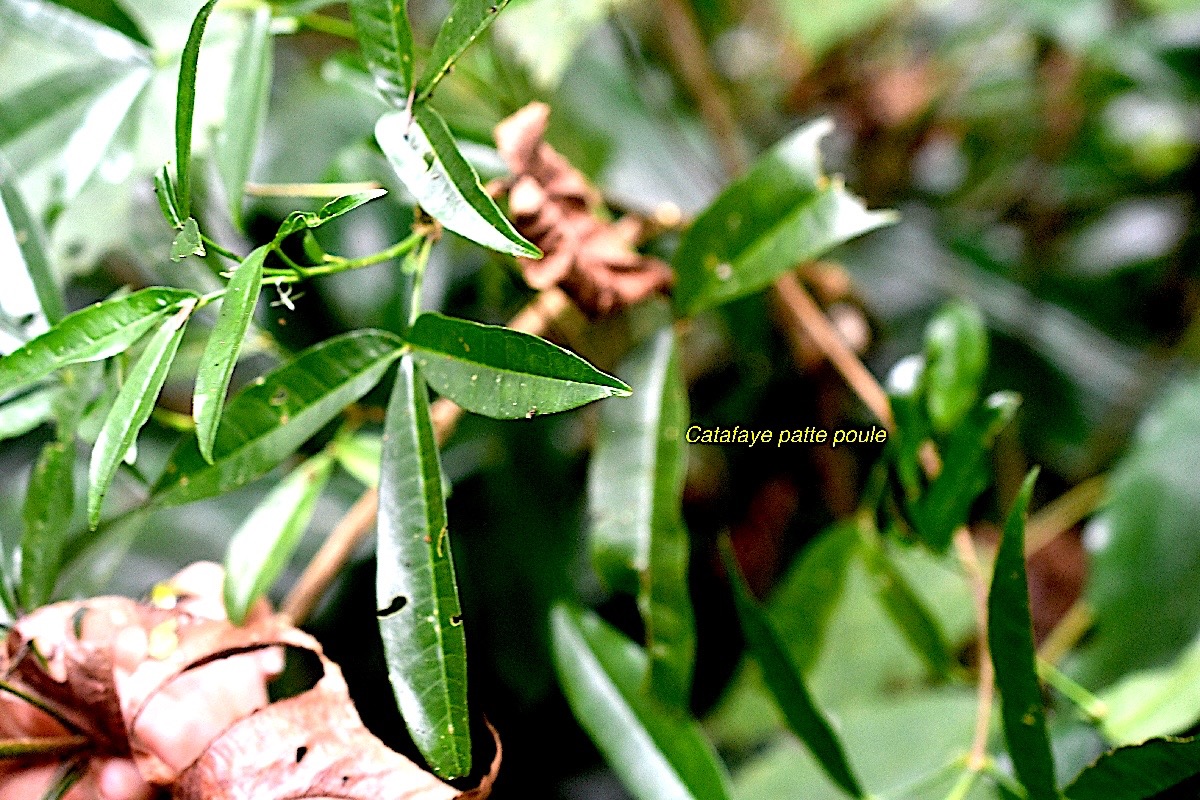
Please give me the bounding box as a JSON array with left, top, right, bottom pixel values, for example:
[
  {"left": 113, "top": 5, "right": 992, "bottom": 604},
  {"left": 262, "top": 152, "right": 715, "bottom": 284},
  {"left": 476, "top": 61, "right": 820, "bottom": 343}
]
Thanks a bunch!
[
  {"left": 295, "top": 745, "right": 308, "bottom": 763},
  {"left": 269, "top": 387, "right": 288, "bottom": 406},
  {"left": 376, "top": 595, "right": 408, "bottom": 617}
]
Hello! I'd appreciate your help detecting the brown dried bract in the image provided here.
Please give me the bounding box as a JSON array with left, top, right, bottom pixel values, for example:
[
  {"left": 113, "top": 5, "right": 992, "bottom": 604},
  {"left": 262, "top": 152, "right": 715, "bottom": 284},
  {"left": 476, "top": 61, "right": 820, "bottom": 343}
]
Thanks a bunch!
[
  {"left": 0, "top": 563, "right": 498, "bottom": 800},
  {"left": 490, "top": 102, "right": 673, "bottom": 317}
]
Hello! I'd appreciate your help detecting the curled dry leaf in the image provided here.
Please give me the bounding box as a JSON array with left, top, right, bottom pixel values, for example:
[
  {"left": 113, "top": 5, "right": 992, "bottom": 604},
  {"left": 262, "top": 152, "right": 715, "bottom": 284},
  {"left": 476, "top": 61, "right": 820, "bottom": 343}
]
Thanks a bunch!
[
  {"left": 0, "top": 562, "right": 499, "bottom": 800},
  {"left": 490, "top": 102, "right": 674, "bottom": 317}
]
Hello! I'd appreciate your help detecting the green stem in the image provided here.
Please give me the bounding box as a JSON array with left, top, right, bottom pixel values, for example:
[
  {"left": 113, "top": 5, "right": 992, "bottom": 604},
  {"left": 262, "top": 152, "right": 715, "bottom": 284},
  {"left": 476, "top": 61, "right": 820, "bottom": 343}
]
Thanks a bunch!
[
  {"left": 1038, "top": 659, "right": 1107, "bottom": 722},
  {"left": 879, "top": 754, "right": 967, "bottom": 800},
  {"left": 943, "top": 770, "right": 979, "bottom": 800},
  {"left": 262, "top": 231, "right": 425, "bottom": 283},
  {"left": 405, "top": 235, "right": 434, "bottom": 329},
  {"left": 296, "top": 12, "right": 357, "bottom": 39},
  {"left": 201, "top": 234, "right": 242, "bottom": 263},
  {"left": 0, "top": 681, "right": 81, "bottom": 733},
  {"left": 0, "top": 735, "right": 89, "bottom": 759}
]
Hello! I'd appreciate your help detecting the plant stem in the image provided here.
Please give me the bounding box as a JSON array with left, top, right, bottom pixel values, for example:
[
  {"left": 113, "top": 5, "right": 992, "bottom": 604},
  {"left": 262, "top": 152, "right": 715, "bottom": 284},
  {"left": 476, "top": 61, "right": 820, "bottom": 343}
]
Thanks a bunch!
[
  {"left": 1025, "top": 473, "right": 1107, "bottom": 556},
  {"left": 0, "top": 735, "right": 89, "bottom": 758},
  {"left": 296, "top": 12, "right": 357, "bottom": 40},
  {"left": 200, "top": 234, "right": 242, "bottom": 263},
  {"left": 245, "top": 181, "right": 384, "bottom": 198},
  {"left": 262, "top": 231, "right": 425, "bottom": 284},
  {"left": 954, "top": 527, "right": 995, "bottom": 772},
  {"left": 1038, "top": 658, "right": 1107, "bottom": 722},
  {"left": 943, "top": 769, "right": 980, "bottom": 800}
]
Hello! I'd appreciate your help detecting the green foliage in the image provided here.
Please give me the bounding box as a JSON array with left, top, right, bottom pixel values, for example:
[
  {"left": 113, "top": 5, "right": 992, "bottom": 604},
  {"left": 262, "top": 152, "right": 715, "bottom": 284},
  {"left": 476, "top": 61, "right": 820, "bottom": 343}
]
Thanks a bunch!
[
  {"left": 216, "top": 6, "right": 273, "bottom": 231},
  {"left": 174, "top": 0, "right": 219, "bottom": 220},
  {"left": 409, "top": 311, "right": 630, "bottom": 419},
  {"left": 377, "top": 355, "right": 470, "bottom": 778},
  {"left": 551, "top": 605, "right": 733, "bottom": 800},
  {"left": 1064, "top": 737, "right": 1200, "bottom": 800},
  {"left": 989, "top": 469, "right": 1059, "bottom": 800}
]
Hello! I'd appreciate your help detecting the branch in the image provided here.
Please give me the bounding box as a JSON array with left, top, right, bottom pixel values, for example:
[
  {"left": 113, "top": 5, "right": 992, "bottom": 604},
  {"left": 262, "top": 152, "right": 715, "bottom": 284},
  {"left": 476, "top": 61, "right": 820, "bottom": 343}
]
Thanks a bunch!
[
  {"left": 280, "top": 289, "right": 573, "bottom": 624},
  {"left": 953, "top": 527, "right": 994, "bottom": 772}
]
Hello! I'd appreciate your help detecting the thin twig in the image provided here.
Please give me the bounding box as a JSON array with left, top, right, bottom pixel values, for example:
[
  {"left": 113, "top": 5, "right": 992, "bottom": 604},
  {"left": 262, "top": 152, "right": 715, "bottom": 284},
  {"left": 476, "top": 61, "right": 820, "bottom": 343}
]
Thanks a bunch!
[
  {"left": 1025, "top": 473, "right": 1107, "bottom": 556},
  {"left": 775, "top": 273, "right": 895, "bottom": 429},
  {"left": 245, "top": 181, "right": 385, "bottom": 198},
  {"left": 280, "top": 289, "right": 573, "bottom": 624},
  {"left": 656, "top": 0, "right": 748, "bottom": 177},
  {"left": 953, "top": 527, "right": 994, "bottom": 772},
  {"left": 1038, "top": 600, "right": 1094, "bottom": 666}
]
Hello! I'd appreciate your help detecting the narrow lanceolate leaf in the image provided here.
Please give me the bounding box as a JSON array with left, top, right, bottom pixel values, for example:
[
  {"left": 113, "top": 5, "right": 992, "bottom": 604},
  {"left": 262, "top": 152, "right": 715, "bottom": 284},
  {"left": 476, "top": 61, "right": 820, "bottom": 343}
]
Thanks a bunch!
[
  {"left": 924, "top": 301, "right": 988, "bottom": 434},
  {"left": 271, "top": 190, "right": 387, "bottom": 244},
  {"left": 175, "top": 0, "right": 220, "bottom": 219},
  {"left": 377, "top": 355, "right": 470, "bottom": 778},
  {"left": 0, "top": 160, "right": 66, "bottom": 323},
  {"left": 720, "top": 540, "right": 865, "bottom": 799},
  {"left": 50, "top": 0, "right": 151, "bottom": 45},
  {"left": 417, "top": 0, "right": 512, "bottom": 100},
  {"left": 223, "top": 453, "right": 333, "bottom": 624},
  {"left": 911, "top": 391, "right": 1021, "bottom": 553},
  {"left": 1064, "top": 737, "right": 1200, "bottom": 800},
  {"left": 169, "top": 217, "right": 205, "bottom": 261},
  {"left": 348, "top": 0, "right": 415, "bottom": 105},
  {"left": 20, "top": 439, "right": 76, "bottom": 609},
  {"left": 589, "top": 327, "right": 695, "bottom": 709},
  {"left": 859, "top": 531, "right": 955, "bottom": 680},
  {"left": 988, "top": 468, "right": 1058, "bottom": 800},
  {"left": 673, "top": 118, "right": 896, "bottom": 317},
  {"left": 0, "top": 389, "right": 56, "bottom": 442},
  {"left": 194, "top": 245, "right": 268, "bottom": 464},
  {"left": 88, "top": 300, "right": 196, "bottom": 528},
  {"left": 550, "top": 605, "right": 732, "bottom": 800},
  {"left": 153, "top": 330, "right": 404, "bottom": 507},
  {"left": 408, "top": 312, "right": 629, "bottom": 419},
  {"left": 216, "top": 6, "right": 273, "bottom": 231},
  {"left": 0, "top": 61, "right": 131, "bottom": 150},
  {"left": 0, "top": 288, "right": 198, "bottom": 396},
  {"left": 376, "top": 105, "right": 540, "bottom": 258}
]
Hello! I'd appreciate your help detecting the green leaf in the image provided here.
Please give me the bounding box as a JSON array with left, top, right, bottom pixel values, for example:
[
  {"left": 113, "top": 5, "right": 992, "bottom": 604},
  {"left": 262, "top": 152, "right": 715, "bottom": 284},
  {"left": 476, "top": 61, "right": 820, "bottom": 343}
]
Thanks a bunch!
[
  {"left": 348, "top": 0, "right": 415, "bottom": 105},
  {"left": 0, "top": 389, "right": 57, "bottom": 442},
  {"left": 0, "top": 158, "right": 66, "bottom": 324},
  {"left": 223, "top": 453, "right": 334, "bottom": 624},
  {"left": 193, "top": 245, "right": 268, "bottom": 464},
  {"left": 169, "top": 216, "right": 205, "bottom": 262},
  {"left": 550, "top": 604, "right": 732, "bottom": 800},
  {"left": 0, "top": 61, "right": 133, "bottom": 151},
  {"left": 859, "top": 530, "right": 955, "bottom": 680},
  {"left": 377, "top": 354, "right": 470, "bottom": 778},
  {"left": 924, "top": 301, "right": 988, "bottom": 434},
  {"left": 216, "top": 7, "right": 274, "bottom": 231},
  {"left": 589, "top": 326, "right": 695, "bottom": 708},
  {"left": 332, "top": 432, "right": 382, "bottom": 488},
  {"left": 1077, "top": 374, "right": 1200, "bottom": 686},
  {"left": 988, "top": 468, "right": 1059, "bottom": 800},
  {"left": 1100, "top": 632, "right": 1200, "bottom": 746},
  {"left": 408, "top": 311, "right": 629, "bottom": 419},
  {"left": 376, "top": 105, "right": 540, "bottom": 258},
  {"left": 272, "top": 190, "right": 387, "bottom": 244},
  {"left": 154, "top": 166, "right": 183, "bottom": 228},
  {"left": 1064, "top": 737, "right": 1200, "bottom": 800},
  {"left": 88, "top": 299, "right": 196, "bottom": 528},
  {"left": 417, "top": 0, "right": 512, "bottom": 101},
  {"left": 48, "top": 0, "right": 150, "bottom": 46},
  {"left": 153, "top": 330, "right": 404, "bottom": 507},
  {"left": 910, "top": 391, "right": 1020, "bottom": 552},
  {"left": 20, "top": 440, "right": 76, "bottom": 609},
  {"left": 720, "top": 539, "right": 865, "bottom": 799},
  {"left": 0, "top": 287, "right": 199, "bottom": 396},
  {"left": 672, "top": 118, "right": 896, "bottom": 317},
  {"left": 175, "top": 0, "right": 219, "bottom": 219}
]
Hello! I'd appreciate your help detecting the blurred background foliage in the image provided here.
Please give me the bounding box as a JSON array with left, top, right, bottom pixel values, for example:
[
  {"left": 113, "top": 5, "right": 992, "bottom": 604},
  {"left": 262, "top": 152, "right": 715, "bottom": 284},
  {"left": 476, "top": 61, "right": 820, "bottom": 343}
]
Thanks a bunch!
[{"left": 3, "top": 0, "right": 1200, "bottom": 797}]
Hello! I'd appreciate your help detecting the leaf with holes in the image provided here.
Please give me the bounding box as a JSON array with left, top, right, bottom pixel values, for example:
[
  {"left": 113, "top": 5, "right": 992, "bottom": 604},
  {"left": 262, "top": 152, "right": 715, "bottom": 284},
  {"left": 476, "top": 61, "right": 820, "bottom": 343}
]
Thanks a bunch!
[
  {"left": 588, "top": 326, "right": 694, "bottom": 709},
  {"left": 88, "top": 299, "right": 197, "bottom": 527},
  {"left": 672, "top": 118, "right": 895, "bottom": 317},
  {"left": 408, "top": 312, "right": 629, "bottom": 419},
  {"left": 376, "top": 105, "right": 539, "bottom": 258},
  {"left": 153, "top": 330, "right": 404, "bottom": 507},
  {"left": 170, "top": 217, "right": 205, "bottom": 262},
  {"left": 193, "top": 245, "right": 268, "bottom": 464},
  {"left": 417, "top": 0, "right": 513, "bottom": 100},
  {"left": 377, "top": 354, "right": 470, "bottom": 779},
  {"left": 0, "top": 287, "right": 198, "bottom": 396},
  {"left": 988, "top": 469, "right": 1059, "bottom": 800},
  {"left": 224, "top": 453, "right": 334, "bottom": 624}
]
